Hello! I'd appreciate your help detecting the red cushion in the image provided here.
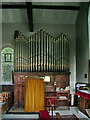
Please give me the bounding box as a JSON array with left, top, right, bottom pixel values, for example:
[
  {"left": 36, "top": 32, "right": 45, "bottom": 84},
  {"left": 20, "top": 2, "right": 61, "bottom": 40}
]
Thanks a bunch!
[{"left": 40, "top": 110, "right": 51, "bottom": 120}]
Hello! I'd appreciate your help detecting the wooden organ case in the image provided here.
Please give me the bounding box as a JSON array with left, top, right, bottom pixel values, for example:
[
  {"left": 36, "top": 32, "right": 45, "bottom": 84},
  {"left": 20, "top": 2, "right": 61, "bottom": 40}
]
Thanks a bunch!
[
  {"left": 13, "top": 72, "right": 70, "bottom": 108},
  {"left": 13, "top": 73, "right": 26, "bottom": 108}
]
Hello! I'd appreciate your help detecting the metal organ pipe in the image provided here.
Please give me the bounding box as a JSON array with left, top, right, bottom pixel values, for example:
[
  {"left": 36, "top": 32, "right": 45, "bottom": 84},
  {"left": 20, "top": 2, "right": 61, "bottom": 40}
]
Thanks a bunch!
[{"left": 14, "top": 30, "right": 69, "bottom": 72}]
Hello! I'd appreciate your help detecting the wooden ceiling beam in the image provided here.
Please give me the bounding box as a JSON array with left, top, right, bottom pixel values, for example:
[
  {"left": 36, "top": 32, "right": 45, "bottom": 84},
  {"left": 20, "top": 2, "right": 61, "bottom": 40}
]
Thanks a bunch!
[
  {"left": 32, "top": 5, "right": 80, "bottom": 10},
  {"left": 26, "top": 2, "right": 33, "bottom": 32},
  {"left": 2, "top": 4, "right": 80, "bottom": 10},
  {"left": 2, "top": 5, "right": 26, "bottom": 9}
]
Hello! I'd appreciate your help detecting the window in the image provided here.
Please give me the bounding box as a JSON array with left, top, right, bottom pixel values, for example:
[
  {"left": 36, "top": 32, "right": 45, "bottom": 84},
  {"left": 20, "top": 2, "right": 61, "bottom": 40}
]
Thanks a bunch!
[{"left": 1, "top": 47, "right": 14, "bottom": 84}]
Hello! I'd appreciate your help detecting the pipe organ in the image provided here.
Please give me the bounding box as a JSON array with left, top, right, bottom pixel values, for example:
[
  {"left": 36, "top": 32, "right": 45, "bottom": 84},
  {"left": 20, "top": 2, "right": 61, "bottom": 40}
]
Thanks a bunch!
[{"left": 14, "top": 29, "right": 69, "bottom": 72}]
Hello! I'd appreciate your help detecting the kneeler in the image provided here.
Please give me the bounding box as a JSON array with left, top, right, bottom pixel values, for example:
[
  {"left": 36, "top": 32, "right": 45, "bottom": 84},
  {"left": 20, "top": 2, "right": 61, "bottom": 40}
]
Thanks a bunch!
[
  {"left": 40, "top": 110, "right": 51, "bottom": 120},
  {"left": 40, "top": 98, "right": 61, "bottom": 120},
  {"left": 40, "top": 110, "right": 62, "bottom": 119}
]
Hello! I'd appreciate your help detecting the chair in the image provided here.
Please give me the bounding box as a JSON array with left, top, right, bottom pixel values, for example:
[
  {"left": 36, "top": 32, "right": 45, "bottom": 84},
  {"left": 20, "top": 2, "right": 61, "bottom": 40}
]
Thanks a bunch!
[
  {"left": 45, "top": 97, "right": 57, "bottom": 110},
  {"left": 45, "top": 97, "right": 57, "bottom": 118}
]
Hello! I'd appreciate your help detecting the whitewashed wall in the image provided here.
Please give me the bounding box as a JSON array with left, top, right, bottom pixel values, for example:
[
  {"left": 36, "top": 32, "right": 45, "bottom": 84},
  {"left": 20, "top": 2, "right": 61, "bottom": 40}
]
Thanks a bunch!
[{"left": 2, "top": 7, "right": 76, "bottom": 93}]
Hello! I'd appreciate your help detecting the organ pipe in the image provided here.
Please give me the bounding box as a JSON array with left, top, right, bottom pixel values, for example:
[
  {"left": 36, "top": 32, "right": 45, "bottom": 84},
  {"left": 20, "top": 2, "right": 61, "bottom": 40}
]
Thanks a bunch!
[
  {"left": 40, "top": 30, "right": 44, "bottom": 71},
  {"left": 46, "top": 33, "right": 49, "bottom": 72},
  {"left": 37, "top": 31, "right": 40, "bottom": 72},
  {"left": 35, "top": 33, "right": 38, "bottom": 72},
  {"left": 53, "top": 38, "right": 56, "bottom": 72},
  {"left": 43, "top": 31, "right": 46, "bottom": 72},
  {"left": 28, "top": 38, "right": 30, "bottom": 72},
  {"left": 30, "top": 37, "right": 33, "bottom": 72},
  {"left": 14, "top": 29, "right": 70, "bottom": 72}
]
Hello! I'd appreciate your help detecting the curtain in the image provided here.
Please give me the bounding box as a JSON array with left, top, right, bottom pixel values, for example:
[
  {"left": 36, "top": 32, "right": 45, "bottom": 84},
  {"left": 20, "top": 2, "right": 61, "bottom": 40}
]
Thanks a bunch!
[{"left": 24, "top": 78, "right": 44, "bottom": 112}]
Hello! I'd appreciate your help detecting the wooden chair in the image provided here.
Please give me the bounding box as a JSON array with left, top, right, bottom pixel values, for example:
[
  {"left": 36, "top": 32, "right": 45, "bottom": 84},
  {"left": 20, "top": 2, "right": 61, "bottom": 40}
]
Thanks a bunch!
[
  {"left": 45, "top": 97, "right": 57, "bottom": 111},
  {"left": 45, "top": 98, "right": 57, "bottom": 118}
]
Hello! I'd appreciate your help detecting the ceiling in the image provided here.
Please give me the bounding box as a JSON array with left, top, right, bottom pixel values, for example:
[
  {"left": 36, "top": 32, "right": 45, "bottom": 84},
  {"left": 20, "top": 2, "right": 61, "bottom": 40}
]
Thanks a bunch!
[
  {"left": 32, "top": 2, "right": 80, "bottom": 6},
  {"left": 2, "top": 2, "right": 80, "bottom": 6},
  {"left": 2, "top": 2, "right": 80, "bottom": 24},
  {"left": 33, "top": 9, "right": 78, "bottom": 24}
]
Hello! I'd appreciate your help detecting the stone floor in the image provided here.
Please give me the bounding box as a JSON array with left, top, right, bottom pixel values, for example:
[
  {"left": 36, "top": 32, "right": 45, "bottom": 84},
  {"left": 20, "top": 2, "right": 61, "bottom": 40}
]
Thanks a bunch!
[{"left": 1, "top": 106, "right": 90, "bottom": 120}]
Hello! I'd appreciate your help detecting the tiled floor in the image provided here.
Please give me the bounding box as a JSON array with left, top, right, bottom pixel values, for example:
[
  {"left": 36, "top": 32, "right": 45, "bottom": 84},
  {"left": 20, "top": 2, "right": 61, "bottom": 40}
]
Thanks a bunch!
[
  {"left": 50, "top": 106, "right": 90, "bottom": 119},
  {"left": 8, "top": 107, "right": 24, "bottom": 112},
  {"left": 1, "top": 114, "right": 39, "bottom": 119},
  {"left": 1, "top": 106, "right": 90, "bottom": 120}
]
